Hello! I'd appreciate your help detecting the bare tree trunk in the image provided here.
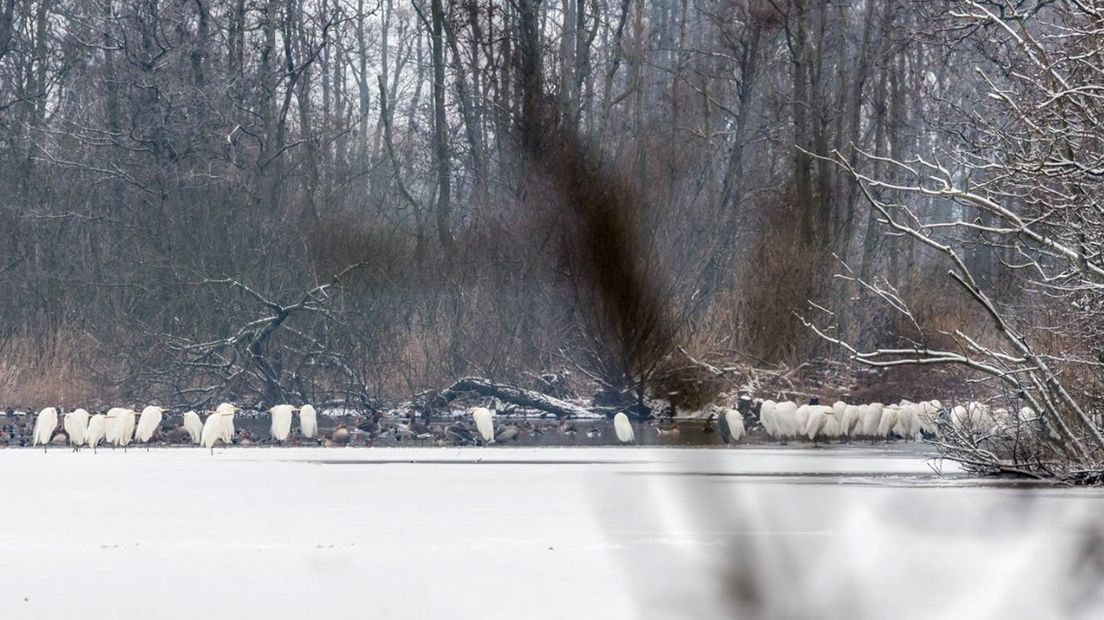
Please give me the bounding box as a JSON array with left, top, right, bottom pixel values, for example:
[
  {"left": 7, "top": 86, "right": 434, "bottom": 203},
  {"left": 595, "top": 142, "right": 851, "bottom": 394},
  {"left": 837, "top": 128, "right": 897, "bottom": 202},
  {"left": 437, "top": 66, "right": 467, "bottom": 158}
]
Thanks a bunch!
[
  {"left": 789, "top": 1, "right": 815, "bottom": 248},
  {"left": 430, "top": 0, "right": 455, "bottom": 259},
  {"left": 191, "top": 0, "right": 208, "bottom": 89}
]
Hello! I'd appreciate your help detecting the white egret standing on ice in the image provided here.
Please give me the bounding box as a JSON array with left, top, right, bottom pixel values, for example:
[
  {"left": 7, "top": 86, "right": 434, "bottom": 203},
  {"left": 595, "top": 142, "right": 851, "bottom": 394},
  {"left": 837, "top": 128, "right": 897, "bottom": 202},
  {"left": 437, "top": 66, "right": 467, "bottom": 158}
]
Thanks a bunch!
[
  {"left": 103, "top": 407, "right": 129, "bottom": 446},
  {"left": 201, "top": 403, "right": 239, "bottom": 454},
  {"left": 269, "top": 404, "right": 295, "bottom": 443},
  {"left": 135, "top": 406, "right": 166, "bottom": 447},
  {"left": 111, "top": 408, "right": 137, "bottom": 449},
  {"left": 840, "top": 405, "right": 862, "bottom": 439},
  {"left": 719, "top": 409, "right": 744, "bottom": 445},
  {"left": 773, "top": 401, "right": 800, "bottom": 441},
  {"left": 613, "top": 412, "right": 635, "bottom": 443},
  {"left": 215, "top": 402, "right": 238, "bottom": 444},
  {"left": 64, "top": 408, "right": 90, "bottom": 451},
  {"left": 85, "top": 414, "right": 106, "bottom": 453},
  {"left": 877, "top": 405, "right": 900, "bottom": 439},
  {"left": 471, "top": 407, "right": 495, "bottom": 445},
  {"left": 759, "top": 400, "right": 777, "bottom": 438},
  {"left": 299, "top": 404, "right": 318, "bottom": 440},
  {"left": 860, "top": 403, "right": 884, "bottom": 439},
  {"left": 32, "top": 407, "right": 58, "bottom": 452},
  {"left": 182, "top": 411, "right": 202, "bottom": 444},
  {"left": 804, "top": 406, "right": 837, "bottom": 444},
  {"left": 893, "top": 402, "right": 922, "bottom": 440},
  {"left": 918, "top": 401, "right": 941, "bottom": 435}
]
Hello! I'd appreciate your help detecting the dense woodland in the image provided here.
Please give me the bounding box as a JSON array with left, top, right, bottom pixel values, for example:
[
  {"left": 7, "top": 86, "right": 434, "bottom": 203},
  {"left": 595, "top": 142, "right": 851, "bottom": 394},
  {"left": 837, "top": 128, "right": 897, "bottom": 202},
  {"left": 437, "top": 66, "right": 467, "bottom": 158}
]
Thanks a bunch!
[{"left": 0, "top": 0, "right": 1101, "bottom": 457}]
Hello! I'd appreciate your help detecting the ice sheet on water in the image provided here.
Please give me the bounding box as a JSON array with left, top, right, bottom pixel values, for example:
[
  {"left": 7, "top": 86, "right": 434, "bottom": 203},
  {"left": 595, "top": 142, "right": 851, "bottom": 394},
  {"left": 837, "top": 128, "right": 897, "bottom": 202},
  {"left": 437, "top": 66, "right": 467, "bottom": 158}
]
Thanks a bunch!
[{"left": 0, "top": 448, "right": 1100, "bottom": 619}]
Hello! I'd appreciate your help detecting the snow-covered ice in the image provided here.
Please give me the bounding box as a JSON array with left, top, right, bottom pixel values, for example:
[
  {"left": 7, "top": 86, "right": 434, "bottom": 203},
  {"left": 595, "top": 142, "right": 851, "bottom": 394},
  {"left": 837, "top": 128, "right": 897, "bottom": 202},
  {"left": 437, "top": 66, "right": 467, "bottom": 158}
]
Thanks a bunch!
[{"left": 2, "top": 446, "right": 1102, "bottom": 619}]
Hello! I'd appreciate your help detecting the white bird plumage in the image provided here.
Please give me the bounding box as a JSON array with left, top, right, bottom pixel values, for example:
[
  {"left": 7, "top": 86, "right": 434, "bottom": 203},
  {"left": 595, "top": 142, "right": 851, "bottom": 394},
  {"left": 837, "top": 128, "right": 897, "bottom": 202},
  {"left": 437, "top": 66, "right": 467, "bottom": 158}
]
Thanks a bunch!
[
  {"left": 722, "top": 409, "right": 745, "bottom": 444},
  {"left": 613, "top": 412, "right": 635, "bottom": 443},
  {"left": 861, "top": 403, "right": 884, "bottom": 438},
  {"left": 795, "top": 405, "right": 812, "bottom": 435},
  {"left": 877, "top": 405, "right": 900, "bottom": 439},
  {"left": 182, "top": 411, "right": 203, "bottom": 444},
  {"left": 918, "top": 400, "right": 941, "bottom": 434},
  {"left": 841, "top": 405, "right": 862, "bottom": 437},
  {"left": 201, "top": 403, "right": 239, "bottom": 453},
  {"left": 269, "top": 404, "right": 295, "bottom": 442},
  {"left": 103, "top": 407, "right": 128, "bottom": 445},
  {"left": 215, "top": 402, "right": 237, "bottom": 444},
  {"left": 64, "top": 408, "right": 89, "bottom": 449},
  {"left": 952, "top": 402, "right": 994, "bottom": 435},
  {"left": 85, "top": 413, "right": 106, "bottom": 451},
  {"left": 135, "top": 406, "right": 165, "bottom": 444},
  {"left": 471, "top": 407, "right": 495, "bottom": 444},
  {"left": 200, "top": 414, "right": 222, "bottom": 453},
  {"left": 113, "top": 408, "right": 137, "bottom": 448},
  {"left": 32, "top": 407, "right": 58, "bottom": 451},
  {"left": 299, "top": 404, "right": 318, "bottom": 439},
  {"left": 759, "top": 400, "right": 777, "bottom": 438},
  {"left": 773, "top": 401, "right": 800, "bottom": 440},
  {"left": 804, "top": 405, "right": 837, "bottom": 442},
  {"left": 893, "top": 402, "right": 922, "bottom": 440}
]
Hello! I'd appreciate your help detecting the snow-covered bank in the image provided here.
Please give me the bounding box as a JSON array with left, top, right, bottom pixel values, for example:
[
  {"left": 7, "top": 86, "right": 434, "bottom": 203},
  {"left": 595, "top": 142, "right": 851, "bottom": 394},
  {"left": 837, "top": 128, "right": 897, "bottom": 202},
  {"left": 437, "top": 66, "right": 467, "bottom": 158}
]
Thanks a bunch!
[{"left": 2, "top": 448, "right": 1101, "bottom": 619}]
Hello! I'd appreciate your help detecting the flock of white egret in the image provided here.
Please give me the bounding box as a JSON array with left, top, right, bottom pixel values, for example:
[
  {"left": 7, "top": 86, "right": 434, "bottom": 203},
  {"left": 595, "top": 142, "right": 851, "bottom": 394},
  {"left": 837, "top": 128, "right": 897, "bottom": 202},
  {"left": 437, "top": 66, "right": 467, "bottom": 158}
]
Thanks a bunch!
[
  {"left": 27, "top": 402, "right": 653, "bottom": 451},
  {"left": 24, "top": 396, "right": 1024, "bottom": 452},
  {"left": 756, "top": 398, "right": 1036, "bottom": 443},
  {"left": 758, "top": 399, "right": 943, "bottom": 443},
  {"left": 30, "top": 403, "right": 321, "bottom": 454}
]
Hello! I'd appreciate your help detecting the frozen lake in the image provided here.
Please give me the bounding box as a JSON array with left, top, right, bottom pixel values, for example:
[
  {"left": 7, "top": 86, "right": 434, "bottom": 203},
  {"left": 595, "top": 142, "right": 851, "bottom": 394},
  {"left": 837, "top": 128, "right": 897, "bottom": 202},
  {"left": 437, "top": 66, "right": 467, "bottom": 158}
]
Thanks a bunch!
[{"left": 3, "top": 446, "right": 1103, "bottom": 619}]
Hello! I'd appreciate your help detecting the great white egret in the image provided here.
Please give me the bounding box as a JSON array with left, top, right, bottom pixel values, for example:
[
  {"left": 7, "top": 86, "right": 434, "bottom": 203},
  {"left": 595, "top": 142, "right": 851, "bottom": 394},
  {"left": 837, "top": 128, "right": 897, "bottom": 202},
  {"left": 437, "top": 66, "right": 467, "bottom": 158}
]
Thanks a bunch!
[
  {"left": 860, "top": 403, "right": 884, "bottom": 438},
  {"left": 613, "top": 411, "right": 634, "bottom": 443},
  {"left": 103, "top": 407, "right": 129, "bottom": 446},
  {"left": 135, "top": 406, "right": 166, "bottom": 446},
  {"left": 269, "top": 404, "right": 295, "bottom": 442},
  {"left": 85, "top": 413, "right": 106, "bottom": 452},
  {"left": 64, "top": 408, "right": 89, "bottom": 451},
  {"left": 32, "top": 407, "right": 58, "bottom": 452},
  {"left": 759, "top": 400, "right": 777, "bottom": 437},
  {"left": 200, "top": 413, "right": 222, "bottom": 453},
  {"left": 877, "top": 405, "right": 900, "bottom": 439},
  {"left": 201, "top": 403, "right": 239, "bottom": 454},
  {"left": 840, "top": 405, "right": 862, "bottom": 438},
  {"left": 773, "top": 401, "right": 800, "bottom": 441},
  {"left": 795, "top": 404, "right": 812, "bottom": 434},
  {"left": 215, "top": 402, "right": 238, "bottom": 444},
  {"left": 719, "top": 409, "right": 745, "bottom": 445},
  {"left": 918, "top": 401, "right": 941, "bottom": 434},
  {"left": 805, "top": 405, "right": 838, "bottom": 443},
  {"left": 182, "top": 411, "right": 202, "bottom": 444},
  {"left": 112, "top": 408, "right": 137, "bottom": 449},
  {"left": 299, "top": 404, "right": 318, "bottom": 440},
  {"left": 893, "top": 402, "right": 922, "bottom": 440},
  {"left": 471, "top": 407, "right": 495, "bottom": 444}
]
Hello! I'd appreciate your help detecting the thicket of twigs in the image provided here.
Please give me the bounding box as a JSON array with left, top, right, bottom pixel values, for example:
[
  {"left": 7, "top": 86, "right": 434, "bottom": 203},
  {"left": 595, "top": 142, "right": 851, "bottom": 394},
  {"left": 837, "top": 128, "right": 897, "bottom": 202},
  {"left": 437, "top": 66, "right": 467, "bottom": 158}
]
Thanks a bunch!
[{"left": 1, "top": 1, "right": 1103, "bottom": 482}]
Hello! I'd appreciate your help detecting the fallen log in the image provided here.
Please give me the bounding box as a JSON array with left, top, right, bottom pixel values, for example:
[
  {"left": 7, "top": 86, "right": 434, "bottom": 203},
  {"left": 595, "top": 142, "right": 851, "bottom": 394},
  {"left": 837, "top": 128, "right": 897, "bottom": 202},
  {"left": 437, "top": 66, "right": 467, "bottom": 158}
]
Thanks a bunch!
[{"left": 442, "top": 377, "right": 597, "bottom": 419}]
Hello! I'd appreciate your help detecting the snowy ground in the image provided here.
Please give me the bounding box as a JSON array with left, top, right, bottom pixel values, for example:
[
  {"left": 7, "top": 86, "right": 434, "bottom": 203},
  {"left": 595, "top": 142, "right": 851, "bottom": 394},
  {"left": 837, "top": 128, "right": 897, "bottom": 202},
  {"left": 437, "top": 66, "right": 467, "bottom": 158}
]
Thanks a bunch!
[{"left": 3, "top": 446, "right": 1103, "bottom": 619}]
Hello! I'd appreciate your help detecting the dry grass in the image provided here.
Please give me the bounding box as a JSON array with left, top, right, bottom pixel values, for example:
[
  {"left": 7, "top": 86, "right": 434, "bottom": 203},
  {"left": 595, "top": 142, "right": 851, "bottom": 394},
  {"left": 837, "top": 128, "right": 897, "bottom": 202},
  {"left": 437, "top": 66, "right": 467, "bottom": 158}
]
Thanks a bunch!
[{"left": 0, "top": 328, "right": 114, "bottom": 408}]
